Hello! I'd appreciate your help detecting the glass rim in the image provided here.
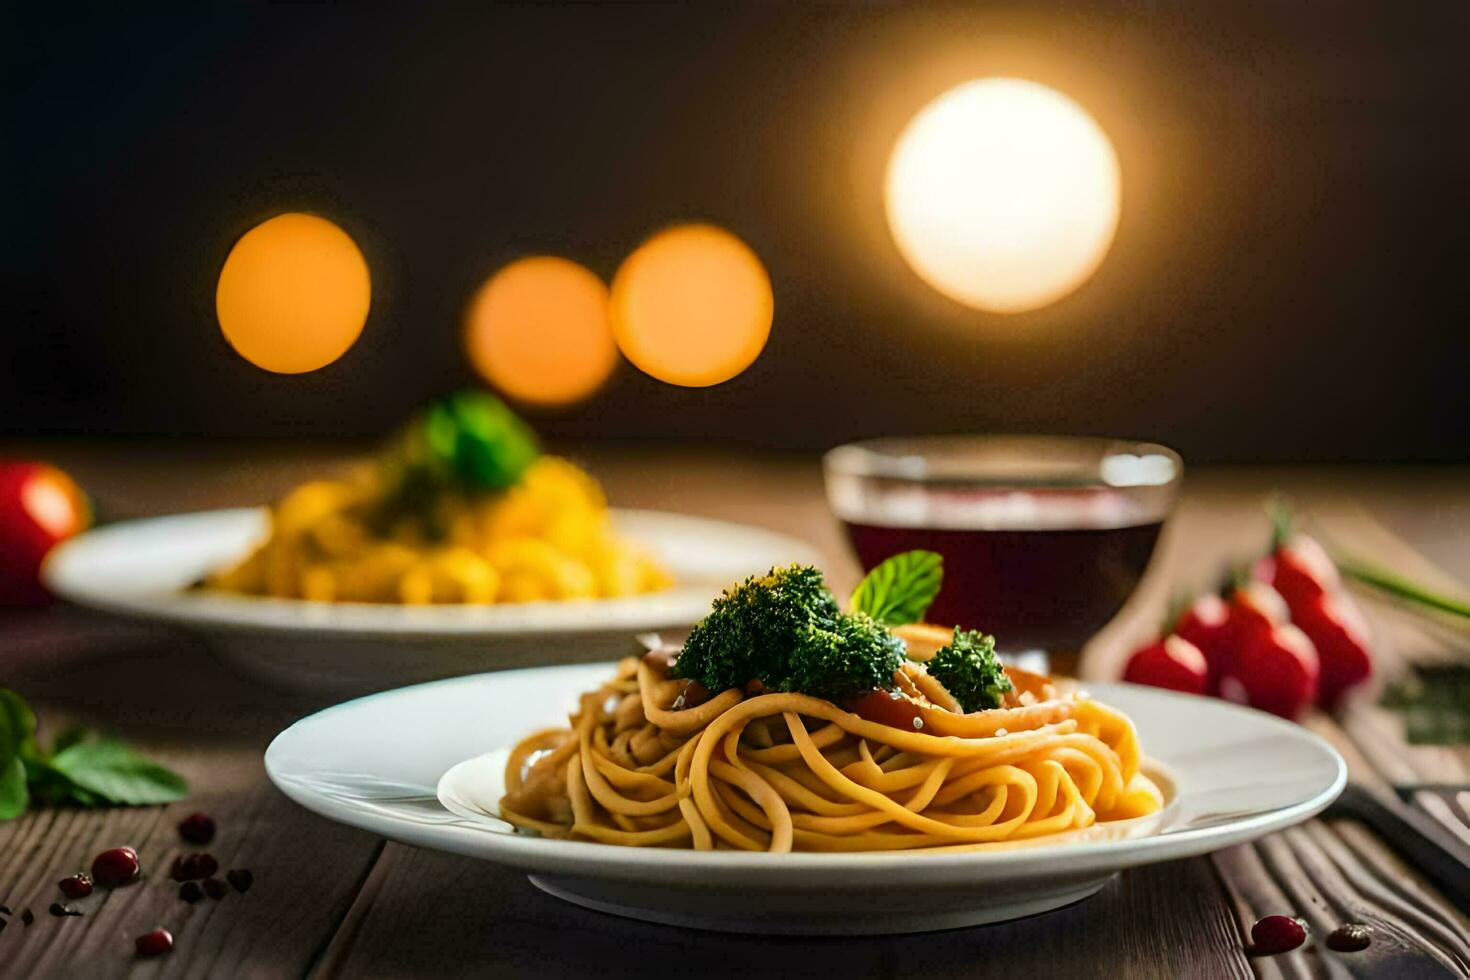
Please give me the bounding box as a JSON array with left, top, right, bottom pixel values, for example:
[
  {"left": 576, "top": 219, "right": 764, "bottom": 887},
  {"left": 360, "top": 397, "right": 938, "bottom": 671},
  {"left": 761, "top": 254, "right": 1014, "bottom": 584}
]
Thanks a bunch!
[{"left": 822, "top": 435, "right": 1183, "bottom": 490}]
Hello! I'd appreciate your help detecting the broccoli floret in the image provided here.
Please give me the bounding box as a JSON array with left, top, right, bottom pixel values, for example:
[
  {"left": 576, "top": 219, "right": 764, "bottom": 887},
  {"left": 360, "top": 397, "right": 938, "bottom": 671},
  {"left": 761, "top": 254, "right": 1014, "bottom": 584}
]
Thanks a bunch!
[
  {"left": 771, "top": 611, "right": 907, "bottom": 703},
  {"left": 674, "top": 565, "right": 903, "bottom": 700},
  {"left": 926, "top": 628, "right": 1013, "bottom": 713},
  {"left": 673, "top": 565, "right": 838, "bottom": 692}
]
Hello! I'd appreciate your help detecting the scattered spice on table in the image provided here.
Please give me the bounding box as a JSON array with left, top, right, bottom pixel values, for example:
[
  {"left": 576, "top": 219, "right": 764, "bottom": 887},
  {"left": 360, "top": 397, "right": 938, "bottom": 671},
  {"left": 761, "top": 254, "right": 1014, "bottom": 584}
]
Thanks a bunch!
[
  {"left": 90, "top": 847, "right": 140, "bottom": 888},
  {"left": 178, "top": 812, "right": 216, "bottom": 845},
  {"left": 179, "top": 881, "right": 203, "bottom": 903},
  {"left": 20, "top": 909, "right": 33, "bottom": 926},
  {"left": 1249, "top": 915, "right": 1307, "bottom": 955},
  {"left": 48, "top": 903, "right": 82, "bottom": 918},
  {"left": 57, "top": 874, "right": 93, "bottom": 899},
  {"left": 170, "top": 852, "right": 218, "bottom": 882},
  {"left": 203, "top": 877, "right": 228, "bottom": 900},
  {"left": 227, "top": 869, "right": 253, "bottom": 894},
  {"left": 1326, "top": 923, "right": 1372, "bottom": 952},
  {"left": 134, "top": 928, "right": 173, "bottom": 957}
]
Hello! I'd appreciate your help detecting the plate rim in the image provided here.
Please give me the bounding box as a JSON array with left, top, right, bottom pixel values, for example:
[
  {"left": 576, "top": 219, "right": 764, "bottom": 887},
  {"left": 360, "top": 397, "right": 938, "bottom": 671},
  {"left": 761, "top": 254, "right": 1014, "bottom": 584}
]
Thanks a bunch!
[
  {"left": 264, "top": 664, "right": 1348, "bottom": 884},
  {"left": 42, "top": 506, "right": 821, "bottom": 639}
]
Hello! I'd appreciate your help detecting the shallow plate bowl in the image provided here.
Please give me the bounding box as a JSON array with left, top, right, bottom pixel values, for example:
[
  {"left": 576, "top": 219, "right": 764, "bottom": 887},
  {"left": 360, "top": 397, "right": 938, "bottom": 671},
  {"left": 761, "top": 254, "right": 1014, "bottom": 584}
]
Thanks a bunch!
[
  {"left": 265, "top": 663, "right": 1346, "bottom": 934},
  {"left": 44, "top": 508, "right": 819, "bottom": 692}
]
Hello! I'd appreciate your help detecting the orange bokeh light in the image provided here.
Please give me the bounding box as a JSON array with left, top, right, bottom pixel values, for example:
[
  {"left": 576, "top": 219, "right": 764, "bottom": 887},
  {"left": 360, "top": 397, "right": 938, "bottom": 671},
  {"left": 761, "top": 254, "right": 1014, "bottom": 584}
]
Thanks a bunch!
[
  {"left": 216, "top": 213, "right": 371, "bottom": 374},
  {"left": 464, "top": 256, "right": 619, "bottom": 406},
  {"left": 610, "top": 224, "right": 773, "bottom": 387}
]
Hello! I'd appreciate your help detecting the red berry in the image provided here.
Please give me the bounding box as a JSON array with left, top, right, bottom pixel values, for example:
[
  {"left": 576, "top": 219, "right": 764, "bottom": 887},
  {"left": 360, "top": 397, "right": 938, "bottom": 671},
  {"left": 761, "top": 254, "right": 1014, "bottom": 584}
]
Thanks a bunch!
[
  {"left": 1250, "top": 914, "right": 1307, "bottom": 955},
  {"left": 90, "top": 847, "right": 140, "bottom": 888},
  {"left": 1175, "top": 593, "right": 1233, "bottom": 693},
  {"left": 1293, "top": 592, "right": 1372, "bottom": 708},
  {"left": 1123, "top": 636, "right": 1209, "bottom": 694},
  {"left": 1228, "top": 623, "right": 1319, "bottom": 719},
  {"left": 177, "top": 812, "right": 216, "bottom": 845},
  {"left": 57, "top": 874, "right": 93, "bottom": 899},
  {"left": 134, "top": 927, "right": 173, "bottom": 957}
]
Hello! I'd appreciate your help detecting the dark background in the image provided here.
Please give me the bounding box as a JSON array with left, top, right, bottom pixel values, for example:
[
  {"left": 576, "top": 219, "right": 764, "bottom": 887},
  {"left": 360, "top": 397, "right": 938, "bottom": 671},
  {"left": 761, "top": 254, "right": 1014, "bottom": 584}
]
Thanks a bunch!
[{"left": 4, "top": 4, "right": 1466, "bottom": 461}]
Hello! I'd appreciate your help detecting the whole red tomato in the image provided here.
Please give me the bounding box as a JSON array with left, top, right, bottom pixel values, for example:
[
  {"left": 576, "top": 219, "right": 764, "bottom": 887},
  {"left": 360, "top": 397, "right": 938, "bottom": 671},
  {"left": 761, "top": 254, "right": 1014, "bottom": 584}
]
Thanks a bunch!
[
  {"left": 1292, "top": 591, "right": 1373, "bottom": 708},
  {"left": 1224, "top": 622, "right": 1320, "bottom": 720},
  {"left": 1254, "top": 533, "right": 1340, "bottom": 609},
  {"left": 1227, "top": 581, "right": 1289, "bottom": 645},
  {"left": 1175, "top": 593, "right": 1233, "bottom": 693},
  {"left": 1123, "top": 635, "right": 1209, "bottom": 695},
  {"left": 0, "top": 462, "right": 91, "bottom": 605}
]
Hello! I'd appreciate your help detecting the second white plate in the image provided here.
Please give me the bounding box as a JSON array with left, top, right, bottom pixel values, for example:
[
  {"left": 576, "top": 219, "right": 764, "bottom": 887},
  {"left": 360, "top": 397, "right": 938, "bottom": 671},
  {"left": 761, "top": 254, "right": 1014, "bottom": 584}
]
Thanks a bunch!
[{"left": 43, "top": 507, "right": 820, "bottom": 692}]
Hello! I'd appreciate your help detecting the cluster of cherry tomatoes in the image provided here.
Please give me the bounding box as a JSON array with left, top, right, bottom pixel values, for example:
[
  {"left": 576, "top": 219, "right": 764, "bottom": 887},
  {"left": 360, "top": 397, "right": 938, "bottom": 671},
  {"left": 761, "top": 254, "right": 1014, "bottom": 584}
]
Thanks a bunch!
[{"left": 1123, "top": 531, "right": 1373, "bottom": 719}]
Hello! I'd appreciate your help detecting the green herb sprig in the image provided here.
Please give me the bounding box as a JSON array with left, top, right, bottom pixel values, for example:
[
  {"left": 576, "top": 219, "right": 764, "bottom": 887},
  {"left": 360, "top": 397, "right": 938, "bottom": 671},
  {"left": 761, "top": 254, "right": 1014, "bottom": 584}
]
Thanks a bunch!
[
  {"left": 849, "top": 550, "right": 943, "bottom": 626},
  {"left": 0, "top": 689, "right": 187, "bottom": 820}
]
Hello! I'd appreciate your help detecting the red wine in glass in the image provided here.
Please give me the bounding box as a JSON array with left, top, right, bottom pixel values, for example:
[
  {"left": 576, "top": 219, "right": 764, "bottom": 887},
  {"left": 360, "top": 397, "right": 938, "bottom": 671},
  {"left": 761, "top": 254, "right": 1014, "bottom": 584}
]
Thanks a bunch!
[
  {"left": 826, "top": 438, "right": 1180, "bottom": 675},
  {"left": 844, "top": 513, "right": 1163, "bottom": 652}
]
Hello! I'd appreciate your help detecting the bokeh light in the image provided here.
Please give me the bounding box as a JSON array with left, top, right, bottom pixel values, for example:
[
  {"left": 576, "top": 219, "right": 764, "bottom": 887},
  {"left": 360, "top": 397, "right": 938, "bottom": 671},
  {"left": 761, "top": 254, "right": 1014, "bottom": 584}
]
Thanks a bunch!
[
  {"left": 216, "top": 212, "right": 371, "bottom": 373},
  {"left": 885, "top": 78, "right": 1120, "bottom": 313},
  {"left": 465, "top": 256, "right": 618, "bottom": 406},
  {"left": 610, "top": 224, "right": 773, "bottom": 387}
]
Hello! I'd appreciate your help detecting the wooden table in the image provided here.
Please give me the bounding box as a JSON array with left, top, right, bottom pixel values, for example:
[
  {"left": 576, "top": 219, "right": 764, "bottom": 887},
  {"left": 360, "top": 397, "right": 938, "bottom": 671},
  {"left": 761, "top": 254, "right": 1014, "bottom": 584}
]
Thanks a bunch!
[{"left": 1, "top": 444, "right": 1467, "bottom": 979}]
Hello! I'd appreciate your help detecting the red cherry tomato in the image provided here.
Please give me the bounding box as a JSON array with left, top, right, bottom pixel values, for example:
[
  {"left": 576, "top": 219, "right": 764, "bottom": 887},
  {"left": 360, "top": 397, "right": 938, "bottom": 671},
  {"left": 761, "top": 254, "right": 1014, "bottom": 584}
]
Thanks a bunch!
[
  {"left": 1226, "top": 622, "right": 1319, "bottom": 720},
  {"left": 1293, "top": 591, "right": 1372, "bottom": 708},
  {"left": 1175, "top": 593, "right": 1233, "bottom": 694},
  {"left": 1227, "top": 581, "right": 1289, "bottom": 648},
  {"left": 1123, "top": 635, "right": 1209, "bottom": 695},
  {"left": 1255, "top": 534, "right": 1340, "bottom": 609},
  {"left": 0, "top": 462, "right": 91, "bottom": 605},
  {"left": 848, "top": 689, "right": 925, "bottom": 730}
]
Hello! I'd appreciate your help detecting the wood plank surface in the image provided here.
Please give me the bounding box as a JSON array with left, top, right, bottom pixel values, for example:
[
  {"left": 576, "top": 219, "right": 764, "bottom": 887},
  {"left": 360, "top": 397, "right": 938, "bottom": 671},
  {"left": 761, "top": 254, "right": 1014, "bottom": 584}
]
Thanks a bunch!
[
  {"left": 312, "top": 845, "right": 1250, "bottom": 980},
  {"left": 0, "top": 443, "right": 1465, "bottom": 978},
  {"left": 0, "top": 634, "right": 384, "bottom": 979}
]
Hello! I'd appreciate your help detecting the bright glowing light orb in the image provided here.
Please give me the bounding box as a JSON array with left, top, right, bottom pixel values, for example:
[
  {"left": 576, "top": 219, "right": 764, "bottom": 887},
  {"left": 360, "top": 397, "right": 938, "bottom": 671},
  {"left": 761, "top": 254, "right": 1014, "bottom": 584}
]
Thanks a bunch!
[
  {"left": 464, "top": 256, "right": 619, "bottom": 406},
  {"left": 885, "top": 78, "right": 1120, "bottom": 313},
  {"left": 216, "top": 213, "right": 371, "bottom": 373},
  {"left": 610, "top": 224, "right": 773, "bottom": 387}
]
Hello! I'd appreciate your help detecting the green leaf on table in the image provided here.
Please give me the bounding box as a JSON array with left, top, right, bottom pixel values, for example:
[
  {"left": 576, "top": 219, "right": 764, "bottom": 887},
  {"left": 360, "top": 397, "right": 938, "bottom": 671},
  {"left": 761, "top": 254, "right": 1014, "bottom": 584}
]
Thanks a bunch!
[
  {"left": 0, "top": 688, "right": 38, "bottom": 759},
  {"left": 50, "top": 725, "right": 88, "bottom": 755},
  {"left": 48, "top": 739, "right": 187, "bottom": 806},
  {"left": 0, "top": 757, "right": 28, "bottom": 819},
  {"left": 849, "top": 550, "right": 943, "bottom": 626}
]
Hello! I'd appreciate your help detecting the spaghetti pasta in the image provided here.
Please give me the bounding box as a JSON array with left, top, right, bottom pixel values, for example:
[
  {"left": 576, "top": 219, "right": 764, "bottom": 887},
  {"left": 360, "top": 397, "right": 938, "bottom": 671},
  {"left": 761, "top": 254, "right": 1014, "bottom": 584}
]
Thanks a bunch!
[{"left": 499, "top": 641, "right": 1163, "bottom": 852}]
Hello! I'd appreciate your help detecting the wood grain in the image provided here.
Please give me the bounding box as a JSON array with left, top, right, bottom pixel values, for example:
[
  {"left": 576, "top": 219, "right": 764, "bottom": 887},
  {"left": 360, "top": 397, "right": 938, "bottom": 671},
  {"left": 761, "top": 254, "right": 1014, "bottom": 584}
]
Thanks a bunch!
[
  {"left": 313, "top": 845, "right": 1250, "bottom": 980},
  {"left": 0, "top": 634, "right": 383, "bottom": 979},
  {"left": 0, "top": 446, "right": 1466, "bottom": 978}
]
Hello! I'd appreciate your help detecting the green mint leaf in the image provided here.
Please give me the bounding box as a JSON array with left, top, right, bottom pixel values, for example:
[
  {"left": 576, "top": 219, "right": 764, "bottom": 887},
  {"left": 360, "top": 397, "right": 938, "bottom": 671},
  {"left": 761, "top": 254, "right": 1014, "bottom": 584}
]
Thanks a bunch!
[
  {"left": 849, "top": 551, "right": 943, "bottom": 626},
  {"left": 0, "top": 689, "right": 37, "bottom": 760},
  {"left": 0, "top": 757, "right": 27, "bottom": 820},
  {"left": 48, "top": 740, "right": 187, "bottom": 806},
  {"left": 51, "top": 725, "right": 88, "bottom": 755}
]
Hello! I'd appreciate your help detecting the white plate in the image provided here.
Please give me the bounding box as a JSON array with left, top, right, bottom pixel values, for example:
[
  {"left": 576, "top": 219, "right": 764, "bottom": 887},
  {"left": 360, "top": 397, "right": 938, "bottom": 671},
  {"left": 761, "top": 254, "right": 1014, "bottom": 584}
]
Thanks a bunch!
[
  {"left": 43, "top": 508, "right": 820, "bottom": 693},
  {"left": 265, "top": 663, "right": 1346, "bottom": 935}
]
